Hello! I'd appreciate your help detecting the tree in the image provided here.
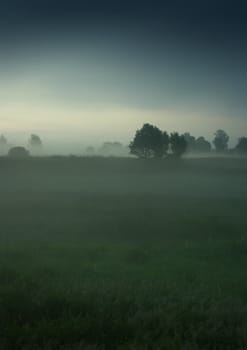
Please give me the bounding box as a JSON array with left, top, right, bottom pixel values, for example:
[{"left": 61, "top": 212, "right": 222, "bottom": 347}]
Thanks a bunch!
[
  {"left": 0, "top": 134, "right": 7, "bottom": 146},
  {"left": 213, "top": 129, "right": 229, "bottom": 152},
  {"left": 129, "top": 123, "right": 168, "bottom": 159},
  {"left": 162, "top": 131, "right": 170, "bottom": 156},
  {"left": 29, "top": 134, "right": 42, "bottom": 148},
  {"left": 236, "top": 137, "right": 247, "bottom": 154},
  {"left": 195, "top": 136, "right": 211, "bottom": 153},
  {"left": 0, "top": 134, "right": 7, "bottom": 155},
  {"left": 170, "top": 132, "right": 187, "bottom": 157},
  {"left": 183, "top": 133, "right": 196, "bottom": 153},
  {"left": 28, "top": 134, "right": 42, "bottom": 155},
  {"left": 8, "top": 147, "right": 30, "bottom": 158}
]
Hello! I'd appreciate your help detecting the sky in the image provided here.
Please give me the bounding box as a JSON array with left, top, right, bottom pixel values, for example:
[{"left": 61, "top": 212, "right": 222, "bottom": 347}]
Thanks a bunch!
[{"left": 0, "top": 0, "right": 247, "bottom": 152}]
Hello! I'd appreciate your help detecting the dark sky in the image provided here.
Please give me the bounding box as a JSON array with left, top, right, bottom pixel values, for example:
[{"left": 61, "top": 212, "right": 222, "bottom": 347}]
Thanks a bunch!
[
  {"left": 1, "top": 0, "right": 246, "bottom": 42},
  {"left": 0, "top": 0, "right": 246, "bottom": 147}
]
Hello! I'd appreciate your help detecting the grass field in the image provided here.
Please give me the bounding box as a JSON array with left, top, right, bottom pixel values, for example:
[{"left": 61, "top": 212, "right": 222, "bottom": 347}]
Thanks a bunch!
[{"left": 1, "top": 157, "right": 247, "bottom": 349}]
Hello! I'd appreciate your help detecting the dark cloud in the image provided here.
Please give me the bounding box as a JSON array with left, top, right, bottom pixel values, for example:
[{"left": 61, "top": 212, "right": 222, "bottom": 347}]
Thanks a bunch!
[{"left": 1, "top": 0, "right": 247, "bottom": 43}]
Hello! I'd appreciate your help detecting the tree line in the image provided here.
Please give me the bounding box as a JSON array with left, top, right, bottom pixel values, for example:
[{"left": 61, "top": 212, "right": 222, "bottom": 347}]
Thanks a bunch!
[
  {"left": 129, "top": 124, "right": 247, "bottom": 158},
  {"left": 1, "top": 125, "right": 247, "bottom": 158}
]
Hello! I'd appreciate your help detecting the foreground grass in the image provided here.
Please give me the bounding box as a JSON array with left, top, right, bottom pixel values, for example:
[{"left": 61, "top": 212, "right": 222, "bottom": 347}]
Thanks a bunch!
[{"left": 0, "top": 157, "right": 247, "bottom": 349}]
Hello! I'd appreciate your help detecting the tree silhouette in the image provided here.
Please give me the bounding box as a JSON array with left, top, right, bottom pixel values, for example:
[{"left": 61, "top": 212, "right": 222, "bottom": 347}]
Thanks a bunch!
[
  {"left": 236, "top": 137, "right": 247, "bottom": 154},
  {"left": 29, "top": 134, "right": 42, "bottom": 148},
  {"left": 0, "top": 134, "right": 7, "bottom": 146},
  {"left": 129, "top": 123, "right": 168, "bottom": 159},
  {"left": 8, "top": 147, "right": 30, "bottom": 158},
  {"left": 170, "top": 132, "right": 187, "bottom": 157},
  {"left": 0, "top": 134, "right": 7, "bottom": 154},
  {"left": 183, "top": 133, "right": 196, "bottom": 153},
  {"left": 213, "top": 129, "right": 229, "bottom": 152},
  {"left": 0, "top": 134, "right": 8, "bottom": 155},
  {"left": 195, "top": 136, "right": 211, "bottom": 153},
  {"left": 163, "top": 131, "right": 170, "bottom": 156}
]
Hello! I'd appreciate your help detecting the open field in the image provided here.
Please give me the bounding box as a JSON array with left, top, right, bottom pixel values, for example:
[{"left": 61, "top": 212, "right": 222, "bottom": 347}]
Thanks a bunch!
[{"left": 0, "top": 157, "right": 247, "bottom": 349}]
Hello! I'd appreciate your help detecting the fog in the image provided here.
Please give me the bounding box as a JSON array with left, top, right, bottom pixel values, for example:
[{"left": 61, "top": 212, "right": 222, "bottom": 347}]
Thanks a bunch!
[{"left": 1, "top": 1, "right": 247, "bottom": 348}]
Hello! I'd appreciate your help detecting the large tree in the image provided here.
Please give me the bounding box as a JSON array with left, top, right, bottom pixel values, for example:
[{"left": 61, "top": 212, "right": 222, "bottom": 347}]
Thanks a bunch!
[
  {"left": 170, "top": 132, "right": 187, "bottom": 157},
  {"left": 129, "top": 123, "right": 168, "bottom": 159},
  {"left": 213, "top": 129, "right": 229, "bottom": 152}
]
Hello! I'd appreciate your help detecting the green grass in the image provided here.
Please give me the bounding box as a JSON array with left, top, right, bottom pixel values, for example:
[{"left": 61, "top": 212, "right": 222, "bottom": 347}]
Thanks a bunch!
[{"left": 0, "top": 157, "right": 247, "bottom": 349}]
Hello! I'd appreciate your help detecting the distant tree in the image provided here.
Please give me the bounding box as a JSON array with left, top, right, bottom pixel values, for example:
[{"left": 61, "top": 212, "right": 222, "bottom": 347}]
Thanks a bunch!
[
  {"left": 100, "top": 142, "right": 124, "bottom": 157},
  {"left": 0, "top": 134, "right": 7, "bottom": 146},
  {"left": 85, "top": 146, "right": 95, "bottom": 156},
  {"left": 8, "top": 146, "right": 30, "bottom": 158},
  {"left": 236, "top": 137, "right": 247, "bottom": 154},
  {"left": 129, "top": 123, "right": 168, "bottom": 159},
  {"left": 213, "top": 129, "right": 229, "bottom": 152},
  {"left": 0, "top": 134, "right": 8, "bottom": 155},
  {"left": 183, "top": 133, "right": 196, "bottom": 153},
  {"left": 170, "top": 132, "right": 187, "bottom": 158},
  {"left": 29, "top": 134, "right": 42, "bottom": 148},
  {"left": 195, "top": 136, "right": 212, "bottom": 153}
]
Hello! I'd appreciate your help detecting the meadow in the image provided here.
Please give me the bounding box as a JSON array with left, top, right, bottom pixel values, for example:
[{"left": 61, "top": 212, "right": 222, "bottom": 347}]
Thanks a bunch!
[{"left": 0, "top": 156, "right": 247, "bottom": 349}]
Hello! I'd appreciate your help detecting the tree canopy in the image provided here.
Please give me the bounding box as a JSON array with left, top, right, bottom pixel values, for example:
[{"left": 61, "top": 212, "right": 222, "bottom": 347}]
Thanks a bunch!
[
  {"left": 195, "top": 136, "right": 211, "bottom": 153},
  {"left": 130, "top": 124, "right": 188, "bottom": 159},
  {"left": 129, "top": 123, "right": 168, "bottom": 159},
  {"left": 183, "top": 133, "right": 196, "bottom": 153},
  {"left": 29, "top": 134, "right": 42, "bottom": 148},
  {"left": 170, "top": 132, "right": 187, "bottom": 158},
  {"left": 8, "top": 147, "right": 30, "bottom": 158},
  {"left": 213, "top": 129, "right": 229, "bottom": 152}
]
